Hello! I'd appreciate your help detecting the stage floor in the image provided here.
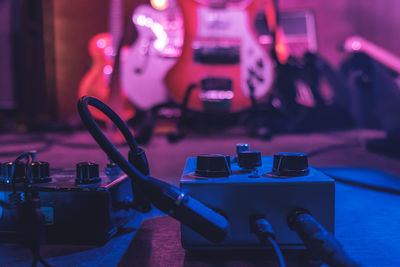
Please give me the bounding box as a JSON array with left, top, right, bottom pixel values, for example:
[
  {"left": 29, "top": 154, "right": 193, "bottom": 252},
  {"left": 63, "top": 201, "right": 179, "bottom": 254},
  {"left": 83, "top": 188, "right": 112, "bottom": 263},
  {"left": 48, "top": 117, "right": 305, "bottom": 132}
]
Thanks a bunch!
[{"left": 1, "top": 129, "right": 400, "bottom": 266}]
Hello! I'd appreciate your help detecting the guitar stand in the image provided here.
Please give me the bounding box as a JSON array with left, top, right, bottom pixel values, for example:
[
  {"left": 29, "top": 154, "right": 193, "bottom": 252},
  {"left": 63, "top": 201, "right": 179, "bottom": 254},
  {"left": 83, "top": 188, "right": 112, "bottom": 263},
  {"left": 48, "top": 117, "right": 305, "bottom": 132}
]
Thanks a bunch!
[
  {"left": 127, "top": 82, "right": 196, "bottom": 145},
  {"left": 166, "top": 83, "right": 197, "bottom": 143},
  {"left": 127, "top": 108, "right": 156, "bottom": 145},
  {"left": 166, "top": 82, "right": 276, "bottom": 143},
  {"left": 244, "top": 71, "right": 274, "bottom": 140}
]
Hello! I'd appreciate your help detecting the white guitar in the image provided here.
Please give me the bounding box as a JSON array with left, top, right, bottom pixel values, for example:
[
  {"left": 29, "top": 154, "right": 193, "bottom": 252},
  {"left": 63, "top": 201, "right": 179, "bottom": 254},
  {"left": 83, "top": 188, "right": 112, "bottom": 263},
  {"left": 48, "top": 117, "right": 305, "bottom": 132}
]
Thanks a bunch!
[{"left": 120, "top": 1, "right": 183, "bottom": 110}]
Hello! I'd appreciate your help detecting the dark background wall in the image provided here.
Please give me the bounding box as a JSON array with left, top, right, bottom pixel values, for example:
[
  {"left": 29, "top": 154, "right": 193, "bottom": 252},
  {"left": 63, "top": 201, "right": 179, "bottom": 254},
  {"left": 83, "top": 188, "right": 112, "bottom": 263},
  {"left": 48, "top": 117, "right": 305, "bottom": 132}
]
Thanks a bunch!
[{"left": 53, "top": 0, "right": 148, "bottom": 120}]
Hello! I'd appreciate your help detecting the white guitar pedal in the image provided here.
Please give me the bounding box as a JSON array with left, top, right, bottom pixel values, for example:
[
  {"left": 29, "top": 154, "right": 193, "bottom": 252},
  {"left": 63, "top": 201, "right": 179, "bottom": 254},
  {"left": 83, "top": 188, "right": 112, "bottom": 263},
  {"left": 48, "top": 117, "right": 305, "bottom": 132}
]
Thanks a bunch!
[{"left": 180, "top": 145, "right": 335, "bottom": 250}]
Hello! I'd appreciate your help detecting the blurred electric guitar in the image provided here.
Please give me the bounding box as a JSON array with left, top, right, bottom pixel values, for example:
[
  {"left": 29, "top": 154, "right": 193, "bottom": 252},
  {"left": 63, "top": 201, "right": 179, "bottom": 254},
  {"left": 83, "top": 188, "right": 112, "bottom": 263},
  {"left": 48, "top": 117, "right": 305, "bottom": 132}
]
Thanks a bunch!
[
  {"left": 165, "top": 0, "right": 274, "bottom": 113},
  {"left": 343, "top": 36, "right": 400, "bottom": 74},
  {"left": 78, "top": 0, "right": 134, "bottom": 122},
  {"left": 121, "top": 0, "right": 183, "bottom": 110}
]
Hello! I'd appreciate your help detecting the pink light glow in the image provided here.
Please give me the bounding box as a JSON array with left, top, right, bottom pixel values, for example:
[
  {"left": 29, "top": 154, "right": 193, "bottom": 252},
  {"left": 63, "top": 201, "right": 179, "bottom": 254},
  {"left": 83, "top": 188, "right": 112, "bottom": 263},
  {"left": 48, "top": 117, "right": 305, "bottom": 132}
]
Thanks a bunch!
[
  {"left": 152, "top": 22, "right": 168, "bottom": 50},
  {"left": 258, "top": 35, "right": 272, "bottom": 45},
  {"left": 103, "top": 65, "right": 113, "bottom": 75},
  {"left": 151, "top": 0, "right": 168, "bottom": 10},
  {"left": 96, "top": 38, "right": 106, "bottom": 49},
  {"left": 104, "top": 47, "right": 114, "bottom": 56},
  {"left": 135, "top": 13, "right": 169, "bottom": 51},
  {"left": 135, "top": 15, "right": 146, "bottom": 26},
  {"left": 199, "top": 90, "right": 234, "bottom": 101},
  {"left": 145, "top": 17, "right": 154, "bottom": 28},
  {"left": 351, "top": 40, "right": 362, "bottom": 51}
]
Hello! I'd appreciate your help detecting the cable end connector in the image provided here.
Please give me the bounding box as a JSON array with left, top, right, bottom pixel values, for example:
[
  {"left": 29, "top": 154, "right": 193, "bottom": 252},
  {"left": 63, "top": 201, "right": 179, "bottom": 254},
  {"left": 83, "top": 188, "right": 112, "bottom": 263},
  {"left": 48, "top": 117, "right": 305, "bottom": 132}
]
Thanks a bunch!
[
  {"left": 250, "top": 214, "right": 276, "bottom": 243},
  {"left": 250, "top": 214, "right": 286, "bottom": 267},
  {"left": 287, "top": 208, "right": 360, "bottom": 267},
  {"left": 128, "top": 148, "right": 150, "bottom": 176}
]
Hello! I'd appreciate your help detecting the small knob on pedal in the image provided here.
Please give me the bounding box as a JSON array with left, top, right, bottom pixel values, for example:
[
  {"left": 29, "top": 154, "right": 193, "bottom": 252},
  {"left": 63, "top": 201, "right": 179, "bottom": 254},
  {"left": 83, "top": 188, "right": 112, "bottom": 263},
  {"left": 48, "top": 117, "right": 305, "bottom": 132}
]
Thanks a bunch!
[
  {"left": 1, "top": 161, "right": 25, "bottom": 183},
  {"left": 238, "top": 151, "right": 262, "bottom": 170},
  {"left": 29, "top": 161, "right": 51, "bottom": 183},
  {"left": 195, "top": 154, "right": 231, "bottom": 177},
  {"left": 272, "top": 152, "right": 309, "bottom": 176},
  {"left": 76, "top": 162, "right": 101, "bottom": 185},
  {"left": 105, "top": 162, "right": 122, "bottom": 176},
  {"left": 236, "top": 143, "right": 249, "bottom": 154}
]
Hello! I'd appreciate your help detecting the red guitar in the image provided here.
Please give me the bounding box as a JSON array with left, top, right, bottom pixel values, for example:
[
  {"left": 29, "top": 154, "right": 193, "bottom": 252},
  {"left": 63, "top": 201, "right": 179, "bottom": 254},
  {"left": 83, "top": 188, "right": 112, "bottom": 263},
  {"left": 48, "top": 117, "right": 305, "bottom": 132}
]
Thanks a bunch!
[
  {"left": 165, "top": 0, "right": 274, "bottom": 113},
  {"left": 78, "top": 0, "right": 134, "bottom": 122}
]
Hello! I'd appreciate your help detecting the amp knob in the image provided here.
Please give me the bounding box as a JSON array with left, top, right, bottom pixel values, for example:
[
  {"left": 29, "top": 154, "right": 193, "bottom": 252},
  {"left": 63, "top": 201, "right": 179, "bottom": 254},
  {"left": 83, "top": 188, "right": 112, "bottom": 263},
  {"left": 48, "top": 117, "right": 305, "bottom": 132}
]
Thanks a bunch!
[
  {"left": 195, "top": 154, "right": 231, "bottom": 178},
  {"left": 272, "top": 152, "right": 309, "bottom": 177},
  {"left": 1, "top": 161, "right": 25, "bottom": 183},
  {"left": 29, "top": 161, "right": 51, "bottom": 183},
  {"left": 238, "top": 151, "right": 262, "bottom": 170}
]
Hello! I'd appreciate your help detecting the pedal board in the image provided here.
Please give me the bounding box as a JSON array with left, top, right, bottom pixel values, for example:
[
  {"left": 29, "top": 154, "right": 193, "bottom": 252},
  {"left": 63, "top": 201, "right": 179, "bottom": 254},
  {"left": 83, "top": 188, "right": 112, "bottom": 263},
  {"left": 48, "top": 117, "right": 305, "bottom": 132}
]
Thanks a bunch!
[{"left": 0, "top": 161, "right": 136, "bottom": 245}]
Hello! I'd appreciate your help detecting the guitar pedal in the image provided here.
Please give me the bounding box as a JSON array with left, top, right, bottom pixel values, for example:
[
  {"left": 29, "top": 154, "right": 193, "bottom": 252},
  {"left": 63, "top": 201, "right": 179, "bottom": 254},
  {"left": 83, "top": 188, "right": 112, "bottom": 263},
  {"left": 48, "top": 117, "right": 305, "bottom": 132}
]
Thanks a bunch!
[
  {"left": 0, "top": 159, "right": 136, "bottom": 245},
  {"left": 180, "top": 144, "right": 335, "bottom": 250}
]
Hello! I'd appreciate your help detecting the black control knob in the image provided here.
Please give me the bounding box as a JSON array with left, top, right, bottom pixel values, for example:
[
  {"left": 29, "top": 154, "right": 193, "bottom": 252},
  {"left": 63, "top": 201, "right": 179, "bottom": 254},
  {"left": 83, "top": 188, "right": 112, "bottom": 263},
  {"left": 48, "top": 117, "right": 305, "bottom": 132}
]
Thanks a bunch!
[
  {"left": 105, "top": 162, "right": 122, "bottom": 176},
  {"left": 238, "top": 151, "right": 262, "bottom": 169},
  {"left": 29, "top": 161, "right": 51, "bottom": 183},
  {"left": 272, "top": 152, "right": 309, "bottom": 176},
  {"left": 76, "top": 162, "right": 101, "bottom": 185},
  {"left": 1, "top": 161, "right": 25, "bottom": 183},
  {"left": 236, "top": 143, "right": 249, "bottom": 154},
  {"left": 195, "top": 154, "right": 231, "bottom": 178}
]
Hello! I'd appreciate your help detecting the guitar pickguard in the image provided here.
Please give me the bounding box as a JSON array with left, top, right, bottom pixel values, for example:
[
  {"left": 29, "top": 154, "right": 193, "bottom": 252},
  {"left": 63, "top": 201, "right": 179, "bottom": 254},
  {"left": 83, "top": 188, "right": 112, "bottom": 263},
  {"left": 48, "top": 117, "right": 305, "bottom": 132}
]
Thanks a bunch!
[
  {"left": 121, "top": 4, "right": 183, "bottom": 110},
  {"left": 196, "top": 7, "right": 273, "bottom": 99}
]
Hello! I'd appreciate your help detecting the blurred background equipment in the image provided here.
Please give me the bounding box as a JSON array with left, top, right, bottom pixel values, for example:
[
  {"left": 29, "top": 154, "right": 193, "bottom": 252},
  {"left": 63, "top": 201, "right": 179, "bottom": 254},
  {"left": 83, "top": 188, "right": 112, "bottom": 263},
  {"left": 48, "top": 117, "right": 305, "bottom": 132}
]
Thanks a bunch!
[
  {"left": 0, "top": 0, "right": 57, "bottom": 132},
  {"left": 165, "top": 0, "right": 274, "bottom": 113},
  {"left": 255, "top": 9, "right": 317, "bottom": 59},
  {"left": 2, "top": 1, "right": 400, "bottom": 263},
  {"left": 78, "top": 0, "right": 135, "bottom": 123},
  {"left": 120, "top": 0, "right": 183, "bottom": 110},
  {"left": 0, "top": 0, "right": 17, "bottom": 110},
  {"left": 342, "top": 36, "right": 400, "bottom": 157}
]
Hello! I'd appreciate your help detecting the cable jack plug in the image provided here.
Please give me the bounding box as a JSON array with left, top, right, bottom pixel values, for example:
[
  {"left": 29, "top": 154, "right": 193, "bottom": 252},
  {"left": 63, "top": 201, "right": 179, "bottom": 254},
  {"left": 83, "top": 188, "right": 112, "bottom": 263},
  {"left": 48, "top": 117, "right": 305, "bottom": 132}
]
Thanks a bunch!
[
  {"left": 250, "top": 214, "right": 276, "bottom": 243},
  {"left": 250, "top": 214, "right": 286, "bottom": 267},
  {"left": 128, "top": 147, "right": 149, "bottom": 176},
  {"left": 287, "top": 209, "right": 360, "bottom": 267},
  {"left": 127, "top": 148, "right": 152, "bottom": 213}
]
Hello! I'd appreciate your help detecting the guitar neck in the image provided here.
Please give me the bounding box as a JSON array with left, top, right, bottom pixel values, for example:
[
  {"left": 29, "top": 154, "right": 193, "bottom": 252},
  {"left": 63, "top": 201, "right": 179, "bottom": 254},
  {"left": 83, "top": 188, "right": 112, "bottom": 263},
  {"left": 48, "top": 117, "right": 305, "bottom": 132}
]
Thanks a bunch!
[
  {"left": 344, "top": 36, "right": 400, "bottom": 74},
  {"left": 109, "top": 0, "right": 123, "bottom": 55}
]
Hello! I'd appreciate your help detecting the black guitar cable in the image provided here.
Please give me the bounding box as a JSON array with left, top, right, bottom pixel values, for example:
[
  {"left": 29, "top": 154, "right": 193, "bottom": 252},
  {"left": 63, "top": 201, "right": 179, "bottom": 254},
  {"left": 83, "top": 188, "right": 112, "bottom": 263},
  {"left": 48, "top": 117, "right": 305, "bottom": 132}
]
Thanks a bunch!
[
  {"left": 287, "top": 209, "right": 360, "bottom": 267},
  {"left": 250, "top": 215, "right": 286, "bottom": 267},
  {"left": 7, "top": 152, "right": 52, "bottom": 267},
  {"left": 77, "top": 96, "right": 229, "bottom": 243}
]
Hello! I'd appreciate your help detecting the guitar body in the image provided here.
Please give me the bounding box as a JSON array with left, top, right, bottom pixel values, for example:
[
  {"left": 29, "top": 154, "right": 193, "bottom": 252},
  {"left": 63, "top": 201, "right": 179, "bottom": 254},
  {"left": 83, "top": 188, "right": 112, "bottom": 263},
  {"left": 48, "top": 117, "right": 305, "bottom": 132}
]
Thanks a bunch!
[
  {"left": 166, "top": 0, "right": 273, "bottom": 112},
  {"left": 121, "top": 4, "right": 183, "bottom": 110},
  {"left": 79, "top": 33, "right": 134, "bottom": 121}
]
